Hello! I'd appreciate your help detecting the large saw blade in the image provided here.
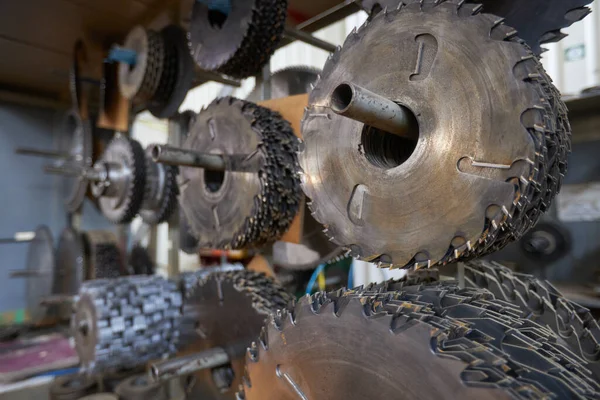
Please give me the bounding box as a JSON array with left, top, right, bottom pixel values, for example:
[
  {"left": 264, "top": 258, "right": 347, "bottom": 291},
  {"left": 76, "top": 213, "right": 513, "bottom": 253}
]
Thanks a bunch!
[
  {"left": 239, "top": 282, "right": 600, "bottom": 399},
  {"left": 178, "top": 97, "right": 302, "bottom": 250},
  {"left": 188, "top": 0, "right": 288, "bottom": 79},
  {"left": 179, "top": 270, "right": 293, "bottom": 400},
  {"left": 360, "top": 0, "right": 592, "bottom": 55},
  {"left": 299, "top": 0, "right": 568, "bottom": 269}
]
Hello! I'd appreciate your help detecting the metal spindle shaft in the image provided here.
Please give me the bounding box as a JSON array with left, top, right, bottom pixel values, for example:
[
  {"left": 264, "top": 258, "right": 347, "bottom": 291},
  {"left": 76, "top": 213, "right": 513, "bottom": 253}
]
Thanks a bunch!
[
  {"left": 150, "top": 347, "right": 229, "bottom": 382},
  {"left": 195, "top": 67, "right": 241, "bottom": 87},
  {"left": 44, "top": 164, "right": 104, "bottom": 181},
  {"left": 151, "top": 145, "right": 261, "bottom": 172},
  {"left": 0, "top": 231, "right": 36, "bottom": 244},
  {"left": 40, "top": 295, "right": 75, "bottom": 306},
  {"left": 10, "top": 270, "right": 47, "bottom": 278},
  {"left": 330, "top": 82, "right": 418, "bottom": 140},
  {"left": 16, "top": 147, "right": 70, "bottom": 159},
  {"left": 44, "top": 165, "right": 84, "bottom": 177},
  {"left": 284, "top": 26, "right": 337, "bottom": 53}
]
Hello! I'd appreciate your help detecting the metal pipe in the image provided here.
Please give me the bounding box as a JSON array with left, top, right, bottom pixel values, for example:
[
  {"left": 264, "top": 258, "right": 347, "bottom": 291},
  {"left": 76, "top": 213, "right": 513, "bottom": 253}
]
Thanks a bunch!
[
  {"left": 150, "top": 347, "right": 229, "bottom": 382},
  {"left": 10, "top": 270, "right": 48, "bottom": 278},
  {"left": 16, "top": 147, "right": 70, "bottom": 159},
  {"left": 330, "top": 82, "right": 418, "bottom": 140},
  {"left": 283, "top": 26, "right": 337, "bottom": 53},
  {"left": 194, "top": 67, "right": 241, "bottom": 87},
  {"left": 40, "top": 295, "right": 75, "bottom": 306},
  {"left": 0, "top": 231, "right": 36, "bottom": 244},
  {"left": 44, "top": 164, "right": 84, "bottom": 177},
  {"left": 152, "top": 145, "right": 227, "bottom": 170},
  {"left": 151, "top": 145, "right": 262, "bottom": 172}
]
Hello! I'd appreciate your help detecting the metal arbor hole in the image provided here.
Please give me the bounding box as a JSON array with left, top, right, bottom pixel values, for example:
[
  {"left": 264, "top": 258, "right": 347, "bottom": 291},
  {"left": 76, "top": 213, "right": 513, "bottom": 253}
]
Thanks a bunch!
[
  {"left": 205, "top": 169, "right": 225, "bottom": 193},
  {"left": 361, "top": 119, "right": 419, "bottom": 169}
]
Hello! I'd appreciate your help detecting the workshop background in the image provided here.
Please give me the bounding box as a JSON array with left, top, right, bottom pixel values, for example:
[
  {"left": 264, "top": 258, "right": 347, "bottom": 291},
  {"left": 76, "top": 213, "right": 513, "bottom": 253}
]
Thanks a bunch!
[{"left": 3, "top": 2, "right": 600, "bottom": 317}]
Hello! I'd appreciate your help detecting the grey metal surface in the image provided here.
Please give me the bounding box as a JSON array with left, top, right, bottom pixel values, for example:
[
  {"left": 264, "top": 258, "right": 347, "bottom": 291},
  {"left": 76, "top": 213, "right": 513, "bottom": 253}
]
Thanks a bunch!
[
  {"left": 299, "top": 1, "right": 565, "bottom": 269},
  {"left": 72, "top": 275, "right": 182, "bottom": 373}
]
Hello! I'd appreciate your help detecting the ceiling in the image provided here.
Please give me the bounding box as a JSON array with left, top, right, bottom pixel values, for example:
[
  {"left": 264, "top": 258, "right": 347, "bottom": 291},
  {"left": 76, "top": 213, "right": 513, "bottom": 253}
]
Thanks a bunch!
[{"left": 0, "top": 0, "right": 345, "bottom": 105}]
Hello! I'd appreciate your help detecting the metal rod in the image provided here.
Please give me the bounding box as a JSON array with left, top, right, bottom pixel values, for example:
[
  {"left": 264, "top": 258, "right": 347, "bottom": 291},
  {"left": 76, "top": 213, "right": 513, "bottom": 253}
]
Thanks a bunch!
[
  {"left": 194, "top": 67, "right": 241, "bottom": 87},
  {"left": 330, "top": 82, "right": 418, "bottom": 140},
  {"left": 40, "top": 295, "right": 75, "bottom": 306},
  {"left": 44, "top": 164, "right": 83, "bottom": 177},
  {"left": 283, "top": 26, "right": 337, "bottom": 53},
  {"left": 44, "top": 164, "right": 104, "bottom": 181},
  {"left": 150, "top": 347, "right": 229, "bottom": 382},
  {"left": 152, "top": 145, "right": 227, "bottom": 170},
  {"left": 0, "top": 231, "right": 36, "bottom": 244},
  {"left": 151, "top": 145, "right": 261, "bottom": 172},
  {"left": 16, "top": 147, "right": 70, "bottom": 159},
  {"left": 10, "top": 270, "right": 47, "bottom": 278}
]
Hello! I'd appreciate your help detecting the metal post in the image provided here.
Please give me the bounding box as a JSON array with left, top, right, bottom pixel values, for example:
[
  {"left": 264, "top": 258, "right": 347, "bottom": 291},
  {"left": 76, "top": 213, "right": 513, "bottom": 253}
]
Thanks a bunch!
[
  {"left": 330, "top": 82, "right": 418, "bottom": 140},
  {"left": 150, "top": 347, "right": 230, "bottom": 382},
  {"left": 194, "top": 67, "right": 241, "bottom": 87},
  {"left": 0, "top": 231, "right": 36, "bottom": 244},
  {"left": 10, "top": 270, "right": 47, "bottom": 278},
  {"left": 16, "top": 147, "right": 70, "bottom": 159},
  {"left": 151, "top": 145, "right": 261, "bottom": 173},
  {"left": 283, "top": 26, "right": 337, "bottom": 53}
]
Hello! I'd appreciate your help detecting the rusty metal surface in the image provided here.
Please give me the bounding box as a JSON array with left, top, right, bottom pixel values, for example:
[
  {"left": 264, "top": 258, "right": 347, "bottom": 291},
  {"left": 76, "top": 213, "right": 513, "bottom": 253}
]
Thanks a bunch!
[{"left": 299, "top": 1, "right": 563, "bottom": 269}]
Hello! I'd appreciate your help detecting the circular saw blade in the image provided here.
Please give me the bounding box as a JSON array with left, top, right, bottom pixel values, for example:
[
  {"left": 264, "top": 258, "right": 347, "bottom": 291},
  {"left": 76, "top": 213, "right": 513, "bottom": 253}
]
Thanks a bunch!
[
  {"left": 239, "top": 282, "right": 600, "bottom": 399},
  {"left": 178, "top": 97, "right": 302, "bottom": 250},
  {"left": 139, "top": 146, "right": 179, "bottom": 225},
  {"left": 299, "top": 0, "right": 568, "bottom": 269},
  {"left": 58, "top": 110, "right": 93, "bottom": 213},
  {"left": 360, "top": 0, "right": 592, "bottom": 56},
  {"left": 188, "top": 0, "right": 288, "bottom": 78},
  {"left": 179, "top": 270, "right": 293, "bottom": 399},
  {"left": 246, "top": 66, "right": 321, "bottom": 102},
  {"left": 147, "top": 25, "right": 195, "bottom": 119},
  {"left": 54, "top": 227, "right": 85, "bottom": 299},
  {"left": 94, "top": 135, "right": 146, "bottom": 224},
  {"left": 118, "top": 26, "right": 165, "bottom": 104},
  {"left": 25, "top": 226, "right": 55, "bottom": 323}
]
